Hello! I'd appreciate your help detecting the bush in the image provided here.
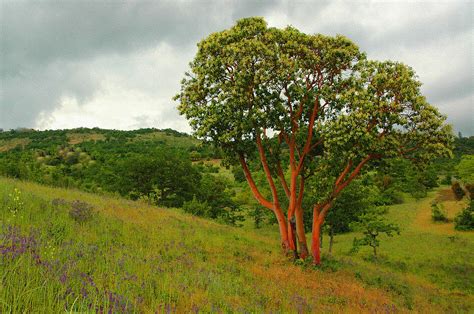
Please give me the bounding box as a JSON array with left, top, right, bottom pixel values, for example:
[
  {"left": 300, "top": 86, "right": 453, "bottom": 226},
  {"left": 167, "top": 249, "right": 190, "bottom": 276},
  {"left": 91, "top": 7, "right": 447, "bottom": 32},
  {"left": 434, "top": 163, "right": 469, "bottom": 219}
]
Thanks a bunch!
[
  {"left": 431, "top": 203, "right": 448, "bottom": 222},
  {"left": 182, "top": 196, "right": 211, "bottom": 217},
  {"left": 69, "top": 200, "right": 94, "bottom": 224},
  {"left": 249, "top": 206, "right": 265, "bottom": 229},
  {"left": 441, "top": 174, "right": 452, "bottom": 185},
  {"left": 217, "top": 206, "right": 245, "bottom": 227},
  {"left": 451, "top": 182, "right": 465, "bottom": 200},
  {"left": 378, "top": 188, "right": 404, "bottom": 205},
  {"left": 454, "top": 200, "right": 474, "bottom": 231},
  {"left": 410, "top": 185, "right": 427, "bottom": 200}
]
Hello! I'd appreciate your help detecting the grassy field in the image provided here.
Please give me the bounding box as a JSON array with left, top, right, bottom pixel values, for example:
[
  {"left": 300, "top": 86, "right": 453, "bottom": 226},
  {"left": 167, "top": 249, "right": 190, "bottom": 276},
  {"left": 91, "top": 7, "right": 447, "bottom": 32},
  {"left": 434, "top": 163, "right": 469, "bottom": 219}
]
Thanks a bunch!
[{"left": 0, "top": 177, "right": 472, "bottom": 313}]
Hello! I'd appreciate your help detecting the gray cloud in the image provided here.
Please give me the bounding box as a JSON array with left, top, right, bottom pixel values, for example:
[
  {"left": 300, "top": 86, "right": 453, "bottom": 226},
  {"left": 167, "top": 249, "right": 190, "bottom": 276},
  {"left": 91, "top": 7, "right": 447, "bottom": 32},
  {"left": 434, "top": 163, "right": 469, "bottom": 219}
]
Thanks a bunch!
[
  {"left": 0, "top": 0, "right": 275, "bottom": 129},
  {"left": 1, "top": 0, "right": 472, "bottom": 135}
]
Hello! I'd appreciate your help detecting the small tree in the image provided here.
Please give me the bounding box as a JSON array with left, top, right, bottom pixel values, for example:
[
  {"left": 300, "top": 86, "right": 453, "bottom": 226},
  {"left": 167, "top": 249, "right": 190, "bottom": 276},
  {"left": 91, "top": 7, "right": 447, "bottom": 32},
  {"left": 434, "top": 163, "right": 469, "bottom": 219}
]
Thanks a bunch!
[
  {"left": 351, "top": 207, "right": 400, "bottom": 258},
  {"left": 323, "top": 179, "right": 376, "bottom": 254},
  {"left": 454, "top": 200, "right": 474, "bottom": 231},
  {"left": 431, "top": 202, "right": 448, "bottom": 222}
]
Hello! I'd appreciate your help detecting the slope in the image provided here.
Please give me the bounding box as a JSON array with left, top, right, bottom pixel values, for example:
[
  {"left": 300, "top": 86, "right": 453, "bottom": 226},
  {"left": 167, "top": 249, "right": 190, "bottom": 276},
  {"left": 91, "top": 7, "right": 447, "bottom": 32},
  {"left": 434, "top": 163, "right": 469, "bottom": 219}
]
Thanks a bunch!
[{"left": 1, "top": 178, "right": 473, "bottom": 313}]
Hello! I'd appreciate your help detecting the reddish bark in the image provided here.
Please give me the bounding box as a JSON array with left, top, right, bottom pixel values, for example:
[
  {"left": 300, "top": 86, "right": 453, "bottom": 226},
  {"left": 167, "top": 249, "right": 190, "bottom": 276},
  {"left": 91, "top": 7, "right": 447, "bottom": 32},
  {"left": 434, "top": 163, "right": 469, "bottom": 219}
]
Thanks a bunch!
[
  {"left": 310, "top": 155, "right": 376, "bottom": 264},
  {"left": 296, "top": 205, "right": 309, "bottom": 258},
  {"left": 295, "top": 177, "right": 309, "bottom": 258},
  {"left": 311, "top": 219, "right": 322, "bottom": 265},
  {"left": 239, "top": 154, "right": 290, "bottom": 251}
]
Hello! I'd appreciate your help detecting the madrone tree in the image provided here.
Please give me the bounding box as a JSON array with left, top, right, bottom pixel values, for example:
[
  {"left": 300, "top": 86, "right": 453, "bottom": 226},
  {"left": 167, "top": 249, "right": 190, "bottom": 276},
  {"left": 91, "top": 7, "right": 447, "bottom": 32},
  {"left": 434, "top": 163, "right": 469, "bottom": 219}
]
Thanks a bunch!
[{"left": 175, "top": 18, "right": 453, "bottom": 265}]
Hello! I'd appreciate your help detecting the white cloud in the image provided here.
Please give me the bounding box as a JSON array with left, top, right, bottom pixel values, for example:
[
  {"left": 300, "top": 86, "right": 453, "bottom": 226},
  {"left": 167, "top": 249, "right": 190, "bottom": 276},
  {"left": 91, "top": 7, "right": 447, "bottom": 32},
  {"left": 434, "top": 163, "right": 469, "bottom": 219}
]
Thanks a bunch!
[{"left": 36, "top": 43, "right": 193, "bottom": 132}]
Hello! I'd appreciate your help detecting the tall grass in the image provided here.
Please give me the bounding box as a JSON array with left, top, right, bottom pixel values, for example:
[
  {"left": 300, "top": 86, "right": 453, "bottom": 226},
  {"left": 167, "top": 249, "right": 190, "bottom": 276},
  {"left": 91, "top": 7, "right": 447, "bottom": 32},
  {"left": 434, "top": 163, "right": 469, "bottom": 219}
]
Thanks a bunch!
[{"left": 0, "top": 178, "right": 472, "bottom": 312}]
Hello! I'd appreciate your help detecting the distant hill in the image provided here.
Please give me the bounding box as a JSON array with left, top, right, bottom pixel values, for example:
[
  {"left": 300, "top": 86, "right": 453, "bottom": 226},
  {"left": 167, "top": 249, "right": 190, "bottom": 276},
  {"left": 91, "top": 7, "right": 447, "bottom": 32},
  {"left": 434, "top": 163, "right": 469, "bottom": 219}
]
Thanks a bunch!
[
  {"left": 0, "top": 127, "right": 200, "bottom": 151},
  {"left": 0, "top": 128, "right": 222, "bottom": 206}
]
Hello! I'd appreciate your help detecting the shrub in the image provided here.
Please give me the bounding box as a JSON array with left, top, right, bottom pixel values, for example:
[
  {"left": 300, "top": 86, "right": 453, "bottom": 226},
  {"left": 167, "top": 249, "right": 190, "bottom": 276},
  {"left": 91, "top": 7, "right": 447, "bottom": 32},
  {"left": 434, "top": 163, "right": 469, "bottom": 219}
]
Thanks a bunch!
[
  {"left": 411, "top": 185, "right": 427, "bottom": 200},
  {"left": 249, "top": 206, "right": 265, "bottom": 229},
  {"left": 217, "top": 206, "right": 245, "bottom": 227},
  {"left": 378, "top": 188, "right": 404, "bottom": 205},
  {"left": 441, "top": 174, "right": 452, "bottom": 185},
  {"left": 431, "top": 203, "right": 448, "bottom": 222},
  {"left": 451, "top": 182, "right": 465, "bottom": 200},
  {"left": 182, "top": 196, "right": 211, "bottom": 217},
  {"left": 69, "top": 200, "right": 94, "bottom": 224},
  {"left": 454, "top": 200, "right": 474, "bottom": 231}
]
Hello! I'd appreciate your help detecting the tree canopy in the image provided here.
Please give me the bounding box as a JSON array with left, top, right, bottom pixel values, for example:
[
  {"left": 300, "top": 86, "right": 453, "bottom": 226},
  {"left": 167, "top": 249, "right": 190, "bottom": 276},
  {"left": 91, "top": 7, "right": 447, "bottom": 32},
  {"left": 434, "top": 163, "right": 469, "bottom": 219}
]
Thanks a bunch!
[{"left": 176, "top": 17, "right": 453, "bottom": 264}]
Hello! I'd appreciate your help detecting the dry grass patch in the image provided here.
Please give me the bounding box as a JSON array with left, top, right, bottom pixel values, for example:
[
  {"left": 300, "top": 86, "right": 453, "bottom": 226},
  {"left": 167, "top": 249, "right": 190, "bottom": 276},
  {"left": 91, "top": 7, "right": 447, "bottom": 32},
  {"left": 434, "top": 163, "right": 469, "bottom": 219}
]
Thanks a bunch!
[
  {"left": 67, "top": 132, "right": 105, "bottom": 144},
  {"left": 0, "top": 138, "right": 31, "bottom": 152},
  {"left": 414, "top": 188, "right": 469, "bottom": 235}
]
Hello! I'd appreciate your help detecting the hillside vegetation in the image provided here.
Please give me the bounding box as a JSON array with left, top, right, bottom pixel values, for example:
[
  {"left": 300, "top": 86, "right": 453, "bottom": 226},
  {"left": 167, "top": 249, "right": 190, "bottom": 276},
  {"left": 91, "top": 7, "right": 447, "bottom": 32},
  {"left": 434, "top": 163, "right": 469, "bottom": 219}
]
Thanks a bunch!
[
  {"left": 1, "top": 128, "right": 473, "bottom": 312},
  {"left": 1, "top": 177, "right": 473, "bottom": 313}
]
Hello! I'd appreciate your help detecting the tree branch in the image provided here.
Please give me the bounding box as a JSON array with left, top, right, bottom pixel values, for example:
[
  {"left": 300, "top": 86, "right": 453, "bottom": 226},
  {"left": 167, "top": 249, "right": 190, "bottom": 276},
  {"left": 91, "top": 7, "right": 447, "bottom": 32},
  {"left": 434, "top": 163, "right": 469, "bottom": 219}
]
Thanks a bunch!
[
  {"left": 276, "top": 160, "right": 290, "bottom": 199},
  {"left": 256, "top": 132, "right": 281, "bottom": 208},
  {"left": 238, "top": 153, "right": 273, "bottom": 210}
]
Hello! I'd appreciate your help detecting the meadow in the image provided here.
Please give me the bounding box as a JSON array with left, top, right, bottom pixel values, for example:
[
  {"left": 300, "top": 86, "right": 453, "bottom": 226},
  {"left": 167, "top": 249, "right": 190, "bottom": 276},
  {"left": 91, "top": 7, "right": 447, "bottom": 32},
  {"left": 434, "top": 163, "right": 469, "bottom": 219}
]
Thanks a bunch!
[{"left": 1, "top": 177, "right": 472, "bottom": 313}]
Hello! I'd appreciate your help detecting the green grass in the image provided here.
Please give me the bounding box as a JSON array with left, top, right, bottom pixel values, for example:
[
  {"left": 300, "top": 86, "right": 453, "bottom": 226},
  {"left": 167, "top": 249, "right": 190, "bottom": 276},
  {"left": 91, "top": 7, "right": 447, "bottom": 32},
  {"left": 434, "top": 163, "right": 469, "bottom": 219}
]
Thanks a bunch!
[
  {"left": 318, "top": 188, "right": 473, "bottom": 311},
  {"left": 0, "top": 178, "right": 473, "bottom": 313}
]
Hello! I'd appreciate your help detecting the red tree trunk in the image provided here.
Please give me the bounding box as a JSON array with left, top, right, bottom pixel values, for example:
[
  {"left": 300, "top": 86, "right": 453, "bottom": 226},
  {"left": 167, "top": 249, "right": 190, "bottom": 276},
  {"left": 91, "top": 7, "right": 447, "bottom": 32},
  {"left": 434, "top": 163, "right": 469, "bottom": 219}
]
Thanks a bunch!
[
  {"left": 311, "top": 221, "right": 322, "bottom": 265},
  {"left": 296, "top": 206, "right": 309, "bottom": 259},
  {"left": 275, "top": 209, "right": 290, "bottom": 252}
]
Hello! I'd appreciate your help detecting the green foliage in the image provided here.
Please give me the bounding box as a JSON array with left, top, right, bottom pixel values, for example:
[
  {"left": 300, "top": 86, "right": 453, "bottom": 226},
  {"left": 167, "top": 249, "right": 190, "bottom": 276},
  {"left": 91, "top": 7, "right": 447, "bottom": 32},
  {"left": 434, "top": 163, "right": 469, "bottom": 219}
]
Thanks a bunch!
[
  {"left": 351, "top": 207, "right": 400, "bottom": 257},
  {"left": 456, "top": 154, "right": 474, "bottom": 184},
  {"left": 182, "top": 196, "right": 212, "bottom": 217},
  {"left": 249, "top": 206, "right": 265, "bottom": 229},
  {"left": 453, "top": 137, "right": 474, "bottom": 156},
  {"left": 193, "top": 174, "right": 244, "bottom": 226},
  {"left": 378, "top": 187, "right": 405, "bottom": 205},
  {"left": 175, "top": 18, "right": 452, "bottom": 263},
  {"left": 324, "top": 179, "right": 376, "bottom": 234},
  {"left": 231, "top": 166, "right": 246, "bottom": 183},
  {"left": 454, "top": 200, "right": 474, "bottom": 231},
  {"left": 374, "top": 159, "right": 438, "bottom": 202},
  {"left": 431, "top": 202, "right": 449, "bottom": 222},
  {"left": 176, "top": 17, "right": 453, "bottom": 167},
  {"left": 114, "top": 152, "right": 200, "bottom": 207},
  {"left": 441, "top": 174, "right": 452, "bottom": 185}
]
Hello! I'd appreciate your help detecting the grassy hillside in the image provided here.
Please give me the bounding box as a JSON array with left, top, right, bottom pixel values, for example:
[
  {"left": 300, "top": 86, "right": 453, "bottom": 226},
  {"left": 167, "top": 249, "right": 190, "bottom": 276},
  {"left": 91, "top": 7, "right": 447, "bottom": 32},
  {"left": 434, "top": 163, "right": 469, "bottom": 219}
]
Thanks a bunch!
[{"left": 1, "top": 177, "right": 473, "bottom": 313}]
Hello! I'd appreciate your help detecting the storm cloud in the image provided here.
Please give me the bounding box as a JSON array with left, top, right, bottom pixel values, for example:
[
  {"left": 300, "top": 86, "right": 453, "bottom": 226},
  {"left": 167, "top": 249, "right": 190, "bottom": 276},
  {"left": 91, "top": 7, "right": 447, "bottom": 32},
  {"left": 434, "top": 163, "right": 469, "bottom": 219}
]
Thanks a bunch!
[{"left": 1, "top": 0, "right": 472, "bottom": 135}]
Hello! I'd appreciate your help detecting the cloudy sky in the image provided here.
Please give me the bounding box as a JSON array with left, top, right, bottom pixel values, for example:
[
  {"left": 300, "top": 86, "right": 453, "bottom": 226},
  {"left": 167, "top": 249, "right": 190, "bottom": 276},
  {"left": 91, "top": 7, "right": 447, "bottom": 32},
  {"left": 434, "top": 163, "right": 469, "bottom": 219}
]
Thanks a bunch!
[{"left": 1, "top": 0, "right": 472, "bottom": 135}]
